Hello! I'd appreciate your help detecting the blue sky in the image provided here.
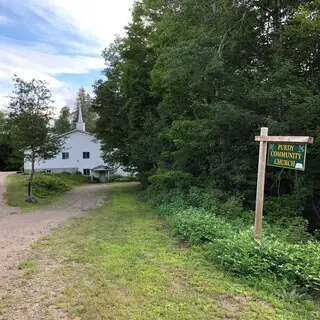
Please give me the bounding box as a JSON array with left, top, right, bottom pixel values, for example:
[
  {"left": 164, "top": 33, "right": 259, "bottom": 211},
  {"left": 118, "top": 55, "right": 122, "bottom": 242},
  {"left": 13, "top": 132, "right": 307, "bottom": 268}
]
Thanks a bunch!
[{"left": 0, "top": 0, "right": 133, "bottom": 113}]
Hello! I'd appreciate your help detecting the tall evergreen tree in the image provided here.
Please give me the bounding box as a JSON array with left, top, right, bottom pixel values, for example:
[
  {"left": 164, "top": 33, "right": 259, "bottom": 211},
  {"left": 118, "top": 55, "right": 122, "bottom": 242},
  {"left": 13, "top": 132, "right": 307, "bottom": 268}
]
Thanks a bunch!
[
  {"left": 72, "top": 88, "right": 97, "bottom": 133},
  {"left": 54, "top": 106, "right": 72, "bottom": 134}
]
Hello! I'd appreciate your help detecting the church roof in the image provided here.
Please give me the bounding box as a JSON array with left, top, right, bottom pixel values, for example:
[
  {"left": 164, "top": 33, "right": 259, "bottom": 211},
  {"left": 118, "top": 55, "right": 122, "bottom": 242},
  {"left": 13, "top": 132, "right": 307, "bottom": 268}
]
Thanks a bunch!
[
  {"left": 91, "top": 165, "right": 113, "bottom": 172},
  {"left": 58, "top": 129, "right": 94, "bottom": 138}
]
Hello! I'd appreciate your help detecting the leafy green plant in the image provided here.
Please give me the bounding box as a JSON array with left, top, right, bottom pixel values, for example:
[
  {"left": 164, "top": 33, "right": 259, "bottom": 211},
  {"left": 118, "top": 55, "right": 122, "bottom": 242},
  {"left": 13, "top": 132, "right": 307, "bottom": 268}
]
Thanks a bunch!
[
  {"left": 34, "top": 175, "right": 70, "bottom": 195},
  {"left": 22, "top": 174, "right": 71, "bottom": 198},
  {"left": 111, "top": 175, "right": 137, "bottom": 182},
  {"left": 142, "top": 185, "right": 320, "bottom": 293},
  {"left": 148, "top": 171, "right": 194, "bottom": 190},
  {"left": 169, "top": 207, "right": 232, "bottom": 245}
]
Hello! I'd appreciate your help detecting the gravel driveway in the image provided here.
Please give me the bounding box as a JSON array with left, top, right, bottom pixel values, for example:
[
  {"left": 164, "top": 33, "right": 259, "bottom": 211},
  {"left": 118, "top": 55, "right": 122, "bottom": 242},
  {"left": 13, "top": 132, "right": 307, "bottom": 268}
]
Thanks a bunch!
[{"left": 0, "top": 173, "right": 108, "bottom": 288}]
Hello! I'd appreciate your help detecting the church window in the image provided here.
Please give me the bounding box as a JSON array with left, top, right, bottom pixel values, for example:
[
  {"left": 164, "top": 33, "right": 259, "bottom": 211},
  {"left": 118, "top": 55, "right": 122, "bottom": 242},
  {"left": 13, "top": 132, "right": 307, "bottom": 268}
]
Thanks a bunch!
[
  {"left": 83, "top": 152, "right": 90, "bottom": 159},
  {"left": 62, "top": 152, "right": 69, "bottom": 160}
]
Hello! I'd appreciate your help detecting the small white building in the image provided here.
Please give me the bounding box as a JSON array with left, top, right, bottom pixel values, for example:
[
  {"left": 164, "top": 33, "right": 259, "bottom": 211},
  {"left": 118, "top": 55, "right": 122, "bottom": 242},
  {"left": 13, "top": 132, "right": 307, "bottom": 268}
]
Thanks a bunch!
[{"left": 24, "top": 107, "right": 129, "bottom": 180}]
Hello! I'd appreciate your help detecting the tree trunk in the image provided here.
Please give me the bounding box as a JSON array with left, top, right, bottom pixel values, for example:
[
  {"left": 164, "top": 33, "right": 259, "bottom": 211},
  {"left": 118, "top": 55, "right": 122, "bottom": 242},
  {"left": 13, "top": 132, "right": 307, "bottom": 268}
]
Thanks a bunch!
[
  {"left": 272, "top": 0, "right": 282, "bottom": 48},
  {"left": 28, "top": 150, "right": 35, "bottom": 197}
]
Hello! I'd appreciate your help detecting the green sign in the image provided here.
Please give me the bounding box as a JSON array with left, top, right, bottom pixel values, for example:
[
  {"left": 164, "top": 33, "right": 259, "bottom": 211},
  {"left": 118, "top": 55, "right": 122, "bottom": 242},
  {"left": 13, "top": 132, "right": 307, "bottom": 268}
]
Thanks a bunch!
[{"left": 267, "top": 143, "right": 307, "bottom": 171}]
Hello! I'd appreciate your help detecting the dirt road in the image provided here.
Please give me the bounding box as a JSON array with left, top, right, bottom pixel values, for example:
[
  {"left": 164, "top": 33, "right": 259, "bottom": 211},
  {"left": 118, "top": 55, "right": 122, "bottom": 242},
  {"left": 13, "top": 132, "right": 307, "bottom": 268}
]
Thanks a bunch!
[{"left": 0, "top": 174, "right": 108, "bottom": 287}]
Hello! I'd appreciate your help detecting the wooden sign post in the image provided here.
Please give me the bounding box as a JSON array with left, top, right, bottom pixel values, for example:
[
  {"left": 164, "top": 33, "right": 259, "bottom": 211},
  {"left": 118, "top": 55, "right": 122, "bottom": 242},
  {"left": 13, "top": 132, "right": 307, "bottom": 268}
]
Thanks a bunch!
[{"left": 254, "top": 128, "right": 314, "bottom": 241}]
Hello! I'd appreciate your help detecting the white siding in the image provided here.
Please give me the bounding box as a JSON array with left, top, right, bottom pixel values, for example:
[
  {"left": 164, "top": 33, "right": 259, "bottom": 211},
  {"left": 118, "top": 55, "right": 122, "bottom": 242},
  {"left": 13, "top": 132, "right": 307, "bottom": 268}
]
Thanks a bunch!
[{"left": 24, "top": 131, "right": 119, "bottom": 175}]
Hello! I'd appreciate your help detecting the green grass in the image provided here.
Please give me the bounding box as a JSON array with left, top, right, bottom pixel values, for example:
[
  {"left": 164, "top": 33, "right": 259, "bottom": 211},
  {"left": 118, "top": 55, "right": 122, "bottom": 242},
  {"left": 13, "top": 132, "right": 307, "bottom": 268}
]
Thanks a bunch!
[
  {"left": 25, "top": 183, "right": 320, "bottom": 319},
  {"left": 18, "top": 259, "right": 36, "bottom": 270},
  {"left": 5, "top": 173, "right": 90, "bottom": 211},
  {"left": 18, "top": 259, "right": 37, "bottom": 279}
]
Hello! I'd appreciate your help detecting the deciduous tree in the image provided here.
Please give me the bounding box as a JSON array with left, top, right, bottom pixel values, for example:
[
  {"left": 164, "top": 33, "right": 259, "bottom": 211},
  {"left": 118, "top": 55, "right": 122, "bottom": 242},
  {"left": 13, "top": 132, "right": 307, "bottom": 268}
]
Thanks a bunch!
[{"left": 8, "top": 77, "right": 63, "bottom": 201}]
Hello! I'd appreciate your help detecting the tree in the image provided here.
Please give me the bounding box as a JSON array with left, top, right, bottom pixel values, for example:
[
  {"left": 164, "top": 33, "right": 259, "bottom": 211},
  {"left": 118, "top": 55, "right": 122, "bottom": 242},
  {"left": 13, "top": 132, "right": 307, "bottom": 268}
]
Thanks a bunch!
[
  {"left": 54, "top": 106, "right": 72, "bottom": 134},
  {"left": 92, "top": 2, "right": 162, "bottom": 182},
  {"left": 93, "top": 0, "right": 320, "bottom": 228},
  {"left": 72, "top": 88, "right": 97, "bottom": 133},
  {"left": 0, "top": 112, "right": 9, "bottom": 169},
  {"left": 0, "top": 111, "right": 23, "bottom": 171},
  {"left": 8, "top": 77, "right": 63, "bottom": 200}
]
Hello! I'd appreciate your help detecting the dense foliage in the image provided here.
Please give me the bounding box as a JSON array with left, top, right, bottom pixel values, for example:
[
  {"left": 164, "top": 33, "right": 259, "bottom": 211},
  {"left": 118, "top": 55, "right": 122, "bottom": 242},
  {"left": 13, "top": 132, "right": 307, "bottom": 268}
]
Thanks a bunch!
[
  {"left": 0, "top": 111, "right": 23, "bottom": 170},
  {"left": 93, "top": 0, "right": 320, "bottom": 231},
  {"left": 142, "top": 182, "right": 320, "bottom": 293},
  {"left": 92, "top": 0, "right": 320, "bottom": 296}
]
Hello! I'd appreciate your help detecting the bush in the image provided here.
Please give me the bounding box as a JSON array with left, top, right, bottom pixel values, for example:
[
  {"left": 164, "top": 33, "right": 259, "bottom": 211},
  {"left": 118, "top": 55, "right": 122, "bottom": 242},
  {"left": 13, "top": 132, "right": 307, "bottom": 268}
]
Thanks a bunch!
[
  {"left": 148, "top": 170, "right": 194, "bottom": 190},
  {"left": 209, "top": 232, "right": 320, "bottom": 291},
  {"left": 169, "top": 207, "right": 233, "bottom": 245},
  {"left": 264, "top": 196, "right": 310, "bottom": 243},
  {"left": 21, "top": 173, "right": 89, "bottom": 199},
  {"left": 142, "top": 184, "right": 320, "bottom": 292},
  {"left": 54, "top": 173, "right": 90, "bottom": 185},
  {"left": 111, "top": 175, "right": 137, "bottom": 182},
  {"left": 31, "top": 174, "right": 70, "bottom": 198}
]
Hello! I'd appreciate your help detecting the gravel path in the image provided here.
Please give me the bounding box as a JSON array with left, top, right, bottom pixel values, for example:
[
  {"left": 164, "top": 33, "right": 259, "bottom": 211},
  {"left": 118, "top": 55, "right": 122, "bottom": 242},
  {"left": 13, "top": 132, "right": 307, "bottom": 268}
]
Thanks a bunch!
[{"left": 0, "top": 173, "right": 108, "bottom": 288}]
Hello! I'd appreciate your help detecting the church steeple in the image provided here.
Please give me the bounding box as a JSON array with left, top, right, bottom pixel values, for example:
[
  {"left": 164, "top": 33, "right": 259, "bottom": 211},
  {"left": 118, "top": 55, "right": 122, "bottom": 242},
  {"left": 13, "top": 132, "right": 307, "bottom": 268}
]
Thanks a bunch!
[{"left": 76, "top": 104, "right": 85, "bottom": 131}]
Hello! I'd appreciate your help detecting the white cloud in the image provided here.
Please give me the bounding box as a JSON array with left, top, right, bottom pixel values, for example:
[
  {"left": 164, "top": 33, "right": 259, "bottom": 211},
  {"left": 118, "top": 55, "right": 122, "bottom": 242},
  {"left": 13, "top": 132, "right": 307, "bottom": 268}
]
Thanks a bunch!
[
  {"left": 0, "top": 0, "right": 134, "bottom": 111},
  {"left": 0, "top": 38, "right": 104, "bottom": 89},
  {"left": 4, "top": 0, "right": 134, "bottom": 55},
  {"left": 0, "top": 41, "right": 103, "bottom": 113},
  {"left": 24, "top": 0, "right": 133, "bottom": 46}
]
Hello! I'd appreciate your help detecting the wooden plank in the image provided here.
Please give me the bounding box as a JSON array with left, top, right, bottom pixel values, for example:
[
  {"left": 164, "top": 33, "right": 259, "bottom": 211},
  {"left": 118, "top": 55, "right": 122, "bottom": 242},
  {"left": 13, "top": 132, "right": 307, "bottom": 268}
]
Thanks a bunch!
[
  {"left": 255, "top": 136, "right": 314, "bottom": 144},
  {"left": 254, "top": 127, "right": 268, "bottom": 241}
]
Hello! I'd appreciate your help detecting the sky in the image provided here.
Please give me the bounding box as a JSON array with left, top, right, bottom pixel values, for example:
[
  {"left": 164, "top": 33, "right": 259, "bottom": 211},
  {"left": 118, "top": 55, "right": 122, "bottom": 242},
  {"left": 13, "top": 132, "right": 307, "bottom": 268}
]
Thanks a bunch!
[{"left": 0, "top": 0, "right": 134, "bottom": 114}]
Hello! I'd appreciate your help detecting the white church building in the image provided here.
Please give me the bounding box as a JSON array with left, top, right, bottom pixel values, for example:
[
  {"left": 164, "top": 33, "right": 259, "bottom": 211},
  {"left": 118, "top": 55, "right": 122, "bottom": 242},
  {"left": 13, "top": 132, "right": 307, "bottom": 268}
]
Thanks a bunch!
[{"left": 24, "top": 107, "right": 129, "bottom": 181}]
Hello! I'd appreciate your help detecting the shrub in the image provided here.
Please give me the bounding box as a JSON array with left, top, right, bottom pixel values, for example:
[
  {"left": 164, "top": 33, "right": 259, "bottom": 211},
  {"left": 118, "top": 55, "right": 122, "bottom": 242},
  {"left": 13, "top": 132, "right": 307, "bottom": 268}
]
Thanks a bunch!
[
  {"left": 148, "top": 170, "right": 194, "bottom": 190},
  {"left": 208, "top": 230, "right": 272, "bottom": 277},
  {"left": 186, "top": 186, "right": 222, "bottom": 212},
  {"left": 169, "top": 207, "right": 233, "bottom": 245},
  {"left": 54, "top": 173, "right": 89, "bottom": 185},
  {"left": 111, "top": 175, "right": 137, "bottom": 182},
  {"left": 21, "top": 174, "right": 77, "bottom": 198},
  {"left": 209, "top": 232, "right": 320, "bottom": 291},
  {"left": 31, "top": 175, "right": 70, "bottom": 198},
  {"left": 142, "top": 185, "right": 320, "bottom": 292},
  {"left": 264, "top": 196, "right": 299, "bottom": 220},
  {"left": 264, "top": 196, "right": 310, "bottom": 243}
]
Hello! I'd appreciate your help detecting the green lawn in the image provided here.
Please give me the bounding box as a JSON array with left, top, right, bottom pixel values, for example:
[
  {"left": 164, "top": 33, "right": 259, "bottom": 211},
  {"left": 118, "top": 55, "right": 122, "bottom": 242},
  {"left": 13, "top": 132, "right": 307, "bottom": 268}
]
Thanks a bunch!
[
  {"left": 20, "top": 183, "right": 320, "bottom": 319},
  {"left": 5, "top": 173, "right": 90, "bottom": 211}
]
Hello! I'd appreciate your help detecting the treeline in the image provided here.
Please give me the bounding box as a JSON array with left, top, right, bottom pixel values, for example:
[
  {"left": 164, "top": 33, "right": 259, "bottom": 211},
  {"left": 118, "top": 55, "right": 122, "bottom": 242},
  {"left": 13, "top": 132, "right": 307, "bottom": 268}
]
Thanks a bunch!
[
  {"left": 92, "top": 0, "right": 320, "bottom": 230},
  {"left": 0, "top": 111, "right": 23, "bottom": 171}
]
